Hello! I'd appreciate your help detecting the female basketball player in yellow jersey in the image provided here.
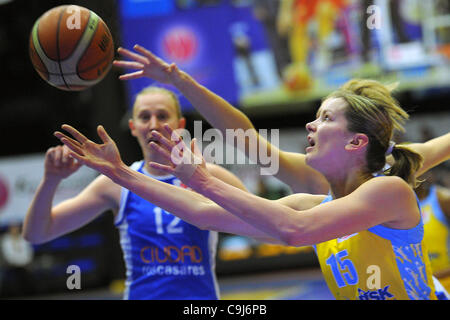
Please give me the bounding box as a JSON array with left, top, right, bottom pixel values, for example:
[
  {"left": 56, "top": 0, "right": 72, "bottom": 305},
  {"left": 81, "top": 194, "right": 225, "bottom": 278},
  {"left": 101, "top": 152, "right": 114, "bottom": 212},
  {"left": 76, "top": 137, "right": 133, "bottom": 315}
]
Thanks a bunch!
[
  {"left": 113, "top": 45, "right": 450, "bottom": 196},
  {"left": 416, "top": 170, "right": 450, "bottom": 292},
  {"left": 55, "top": 79, "right": 448, "bottom": 300}
]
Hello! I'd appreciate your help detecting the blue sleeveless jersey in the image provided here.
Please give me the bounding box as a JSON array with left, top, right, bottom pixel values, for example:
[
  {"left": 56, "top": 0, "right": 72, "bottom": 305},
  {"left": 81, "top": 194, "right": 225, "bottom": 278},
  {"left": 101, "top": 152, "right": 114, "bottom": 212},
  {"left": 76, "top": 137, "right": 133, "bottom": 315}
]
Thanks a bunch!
[{"left": 115, "top": 161, "right": 219, "bottom": 300}]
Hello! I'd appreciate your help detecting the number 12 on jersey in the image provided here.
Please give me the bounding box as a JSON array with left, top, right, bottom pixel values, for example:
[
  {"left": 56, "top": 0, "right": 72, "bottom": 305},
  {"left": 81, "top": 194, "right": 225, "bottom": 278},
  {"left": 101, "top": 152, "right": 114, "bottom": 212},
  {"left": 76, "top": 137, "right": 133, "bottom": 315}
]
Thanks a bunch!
[
  {"left": 326, "top": 250, "right": 359, "bottom": 287},
  {"left": 154, "top": 207, "right": 183, "bottom": 234}
]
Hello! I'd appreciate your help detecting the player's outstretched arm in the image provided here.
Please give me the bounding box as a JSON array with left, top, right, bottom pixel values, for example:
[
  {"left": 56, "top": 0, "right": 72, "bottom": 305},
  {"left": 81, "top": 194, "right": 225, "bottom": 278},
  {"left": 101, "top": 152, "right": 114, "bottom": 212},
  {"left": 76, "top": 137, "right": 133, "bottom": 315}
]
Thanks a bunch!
[
  {"left": 408, "top": 132, "right": 450, "bottom": 177},
  {"left": 22, "top": 146, "right": 116, "bottom": 244},
  {"left": 54, "top": 124, "right": 281, "bottom": 242},
  {"left": 113, "top": 45, "right": 329, "bottom": 194},
  {"left": 149, "top": 125, "right": 417, "bottom": 246}
]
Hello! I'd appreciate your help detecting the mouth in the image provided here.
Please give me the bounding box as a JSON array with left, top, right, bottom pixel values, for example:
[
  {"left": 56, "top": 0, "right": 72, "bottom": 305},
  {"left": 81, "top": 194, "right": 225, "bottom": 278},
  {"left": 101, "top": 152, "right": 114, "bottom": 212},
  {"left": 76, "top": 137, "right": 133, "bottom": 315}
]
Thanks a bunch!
[
  {"left": 306, "top": 136, "right": 315, "bottom": 152},
  {"left": 147, "top": 136, "right": 160, "bottom": 146},
  {"left": 147, "top": 130, "right": 163, "bottom": 145}
]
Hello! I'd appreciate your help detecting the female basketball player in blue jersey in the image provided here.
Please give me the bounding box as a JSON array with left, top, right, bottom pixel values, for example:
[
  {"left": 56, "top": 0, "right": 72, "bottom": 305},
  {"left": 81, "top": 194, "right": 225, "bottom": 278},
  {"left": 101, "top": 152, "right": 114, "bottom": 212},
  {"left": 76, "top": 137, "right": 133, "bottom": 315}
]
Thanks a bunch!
[
  {"left": 22, "top": 86, "right": 250, "bottom": 300},
  {"left": 54, "top": 76, "right": 450, "bottom": 300}
]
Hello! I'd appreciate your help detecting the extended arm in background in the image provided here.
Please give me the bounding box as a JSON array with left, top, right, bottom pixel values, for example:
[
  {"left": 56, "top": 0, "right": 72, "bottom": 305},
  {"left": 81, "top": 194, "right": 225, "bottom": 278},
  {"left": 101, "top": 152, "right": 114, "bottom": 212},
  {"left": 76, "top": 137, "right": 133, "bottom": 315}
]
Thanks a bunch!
[
  {"left": 22, "top": 145, "right": 119, "bottom": 244},
  {"left": 408, "top": 133, "right": 450, "bottom": 177}
]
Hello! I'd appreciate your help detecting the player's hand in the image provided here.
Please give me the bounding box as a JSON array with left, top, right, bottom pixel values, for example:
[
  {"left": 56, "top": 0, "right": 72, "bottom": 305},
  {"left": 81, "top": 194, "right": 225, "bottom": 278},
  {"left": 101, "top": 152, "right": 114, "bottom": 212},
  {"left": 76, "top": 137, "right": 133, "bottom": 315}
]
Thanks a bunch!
[
  {"left": 113, "top": 45, "right": 179, "bottom": 84},
  {"left": 148, "top": 124, "right": 211, "bottom": 191},
  {"left": 44, "top": 145, "right": 82, "bottom": 180},
  {"left": 54, "top": 124, "right": 124, "bottom": 178}
]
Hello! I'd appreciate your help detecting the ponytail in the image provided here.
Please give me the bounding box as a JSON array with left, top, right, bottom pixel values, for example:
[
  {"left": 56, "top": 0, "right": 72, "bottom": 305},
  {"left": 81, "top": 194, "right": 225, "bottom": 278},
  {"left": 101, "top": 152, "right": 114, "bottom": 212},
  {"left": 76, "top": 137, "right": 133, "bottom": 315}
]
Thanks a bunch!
[{"left": 385, "top": 144, "right": 423, "bottom": 187}]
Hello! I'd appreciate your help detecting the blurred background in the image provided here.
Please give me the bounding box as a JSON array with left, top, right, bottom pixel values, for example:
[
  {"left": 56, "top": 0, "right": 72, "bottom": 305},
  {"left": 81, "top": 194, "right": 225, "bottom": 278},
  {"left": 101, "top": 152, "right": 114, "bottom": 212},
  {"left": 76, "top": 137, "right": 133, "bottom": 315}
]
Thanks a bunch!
[{"left": 0, "top": 0, "right": 448, "bottom": 299}]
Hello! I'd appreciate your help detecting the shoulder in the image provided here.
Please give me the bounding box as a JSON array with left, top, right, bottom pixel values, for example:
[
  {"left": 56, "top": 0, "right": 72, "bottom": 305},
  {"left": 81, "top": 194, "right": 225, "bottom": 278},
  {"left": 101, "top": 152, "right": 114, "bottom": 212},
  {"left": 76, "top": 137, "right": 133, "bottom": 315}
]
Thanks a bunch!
[
  {"left": 205, "top": 163, "right": 247, "bottom": 191},
  {"left": 355, "top": 176, "right": 416, "bottom": 206},
  {"left": 356, "top": 176, "right": 420, "bottom": 228}
]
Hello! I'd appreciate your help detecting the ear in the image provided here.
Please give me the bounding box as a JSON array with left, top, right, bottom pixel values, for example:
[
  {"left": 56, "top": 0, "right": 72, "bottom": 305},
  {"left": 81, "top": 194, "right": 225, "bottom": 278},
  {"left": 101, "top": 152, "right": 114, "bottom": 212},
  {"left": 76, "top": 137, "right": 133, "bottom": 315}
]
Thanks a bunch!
[
  {"left": 128, "top": 119, "right": 137, "bottom": 137},
  {"left": 345, "top": 133, "right": 369, "bottom": 152},
  {"left": 178, "top": 117, "right": 186, "bottom": 129}
]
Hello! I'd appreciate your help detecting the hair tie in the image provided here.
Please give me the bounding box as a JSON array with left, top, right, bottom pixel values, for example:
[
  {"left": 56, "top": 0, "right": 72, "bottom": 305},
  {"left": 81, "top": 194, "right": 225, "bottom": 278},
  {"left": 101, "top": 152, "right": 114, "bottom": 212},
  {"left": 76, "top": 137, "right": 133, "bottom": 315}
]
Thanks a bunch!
[{"left": 385, "top": 141, "right": 396, "bottom": 156}]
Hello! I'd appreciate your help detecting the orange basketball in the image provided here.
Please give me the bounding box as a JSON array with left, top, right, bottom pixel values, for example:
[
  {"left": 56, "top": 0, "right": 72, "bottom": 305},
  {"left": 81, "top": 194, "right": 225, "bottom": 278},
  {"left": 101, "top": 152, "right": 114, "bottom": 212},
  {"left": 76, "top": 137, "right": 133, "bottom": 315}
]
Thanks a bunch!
[{"left": 29, "top": 5, "right": 114, "bottom": 91}]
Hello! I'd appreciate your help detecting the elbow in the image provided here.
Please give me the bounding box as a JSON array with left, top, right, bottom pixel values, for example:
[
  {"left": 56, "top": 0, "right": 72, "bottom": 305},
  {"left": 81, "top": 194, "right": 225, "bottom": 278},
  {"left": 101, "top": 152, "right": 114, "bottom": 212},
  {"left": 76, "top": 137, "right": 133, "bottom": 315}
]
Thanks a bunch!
[
  {"left": 21, "top": 229, "right": 33, "bottom": 243},
  {"left": 23, "top": 236, "right": 42, "bottom": 245},
  {"left": 22, "top": 230, "right": 47, "bottom": 245},
  {"left": 282, "top": 226, "right": 309, "bottom": 247},
  {"left": 284, "top": 234, "right": 303, "bottom": 247},
  {"left": 285, "top": 236, "right": 309, "bottom": 247},
  {"left": 195, "top": 217, "right": 220, "bottom": 232},
  {"left": 22, "top": 234, "right": 37, "bottom": 244},
  {"left": 195, "top": 222, "right": 210, "bottom": 231}
]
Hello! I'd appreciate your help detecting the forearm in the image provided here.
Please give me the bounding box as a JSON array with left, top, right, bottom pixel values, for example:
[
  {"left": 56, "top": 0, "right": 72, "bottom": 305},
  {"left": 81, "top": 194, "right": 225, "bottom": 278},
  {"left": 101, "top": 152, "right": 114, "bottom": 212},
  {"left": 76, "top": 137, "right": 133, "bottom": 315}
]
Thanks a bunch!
[
  {"left": 168, "top": 69, "right": 330, "bottom": 194},
  {"left": 170, "top": 70, "right": 255, "bottom": 133},
  {"left": 412, "top": 132, "right": 450, "bottom": 176},
  {"left": 109, "top": 164, "right": 280, "bottom": 240},
  {"left": 109, "top": 163, "right": 239, "bottom": 232},
  {"left": 170, "top": 69, "right": 285, "bottom": 177},
  {"left": 111, "top": 164, "right": 210, "bottom": 223},
  {"left": 200, "top": 176, "right": 300, "bottom": 245},
  {"left": 22, "top": 177, "right": 61, "bottom": 243}
]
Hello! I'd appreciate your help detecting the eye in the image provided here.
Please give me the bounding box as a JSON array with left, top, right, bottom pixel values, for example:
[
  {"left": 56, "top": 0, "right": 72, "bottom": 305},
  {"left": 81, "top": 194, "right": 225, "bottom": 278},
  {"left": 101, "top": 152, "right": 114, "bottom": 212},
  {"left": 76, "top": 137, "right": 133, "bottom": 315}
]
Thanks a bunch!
[
  {"left": 139, "top": 114, "right": 150, "bottom": 121},
  {"left": 157, "top": 113, "right": 169, "bottom": 120}
]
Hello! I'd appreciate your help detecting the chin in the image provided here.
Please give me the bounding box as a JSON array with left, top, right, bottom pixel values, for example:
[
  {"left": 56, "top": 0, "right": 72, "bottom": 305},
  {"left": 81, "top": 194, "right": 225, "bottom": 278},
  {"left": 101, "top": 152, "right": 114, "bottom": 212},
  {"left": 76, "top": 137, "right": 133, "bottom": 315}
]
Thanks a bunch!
[
  {"left": 305, "top": 153, "right": 323, "bottom": 172},
  {"left": 305, "top": 153, "right": 315, "bottom": 167}
]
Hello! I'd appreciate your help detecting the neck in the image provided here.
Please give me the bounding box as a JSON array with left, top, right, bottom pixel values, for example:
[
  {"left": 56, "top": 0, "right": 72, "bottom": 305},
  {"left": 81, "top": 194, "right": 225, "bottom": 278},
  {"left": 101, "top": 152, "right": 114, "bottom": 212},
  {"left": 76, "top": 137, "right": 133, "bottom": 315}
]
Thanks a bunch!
[{"left": 325, "top": 168, "right": 373, "bottom": 199}]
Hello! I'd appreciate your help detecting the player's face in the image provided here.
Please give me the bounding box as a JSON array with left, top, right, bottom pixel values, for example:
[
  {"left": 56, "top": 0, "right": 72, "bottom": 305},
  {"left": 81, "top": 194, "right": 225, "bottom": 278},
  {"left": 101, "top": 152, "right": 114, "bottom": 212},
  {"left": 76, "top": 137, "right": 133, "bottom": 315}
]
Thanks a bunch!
[
  {"left": 129, "top": 92, "right": 185, "bottom": 152},
  {"left": 304, "top": 97, "right": 354, "bottom": 173}
]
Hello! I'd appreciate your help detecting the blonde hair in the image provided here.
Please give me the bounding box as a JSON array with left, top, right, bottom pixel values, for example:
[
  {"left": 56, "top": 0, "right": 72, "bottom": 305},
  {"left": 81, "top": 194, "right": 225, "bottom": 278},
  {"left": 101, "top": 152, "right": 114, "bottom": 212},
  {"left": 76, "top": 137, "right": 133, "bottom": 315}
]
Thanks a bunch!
[
  {"left": 326, "top": 79, "right": 423, "bottom": 186},
  {"left": 132, "top": 86, "right": 182, "bottom": 119}
]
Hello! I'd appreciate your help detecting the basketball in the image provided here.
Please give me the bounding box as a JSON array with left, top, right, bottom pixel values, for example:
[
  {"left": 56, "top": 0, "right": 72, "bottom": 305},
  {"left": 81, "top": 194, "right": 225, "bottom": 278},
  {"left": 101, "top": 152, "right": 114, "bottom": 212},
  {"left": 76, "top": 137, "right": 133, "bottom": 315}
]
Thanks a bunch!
[{"left": 29, "top": 5, "right": 114, "bottom": 91}]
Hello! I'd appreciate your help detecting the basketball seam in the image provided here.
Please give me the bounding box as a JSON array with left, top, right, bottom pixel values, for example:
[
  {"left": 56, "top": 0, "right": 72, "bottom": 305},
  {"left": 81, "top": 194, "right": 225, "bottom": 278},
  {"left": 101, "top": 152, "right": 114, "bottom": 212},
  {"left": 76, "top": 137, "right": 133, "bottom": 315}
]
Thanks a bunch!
[
  {"left": 63, "top": 7, "right": 90, "bottom": 62},
  {"left": 56, "top": 7, "right": 70, "bottom": 90},
  {"left": 36, "top": 7, "right": 59, "bottom": 62},
  {"left": 76, "top": 14, "right": 102, "bottom": 81},
  {"left": 38, "top": 51, "right": 112, "bottom": 76},
  {"left": 32, "top": 17, "right": 61, "bottom": 75},
  {"left": 34, "top": 20, "right": 51, "bottom": 76},
  {"left": 30, "top": 37, "right": 49, "bottom": 78}
]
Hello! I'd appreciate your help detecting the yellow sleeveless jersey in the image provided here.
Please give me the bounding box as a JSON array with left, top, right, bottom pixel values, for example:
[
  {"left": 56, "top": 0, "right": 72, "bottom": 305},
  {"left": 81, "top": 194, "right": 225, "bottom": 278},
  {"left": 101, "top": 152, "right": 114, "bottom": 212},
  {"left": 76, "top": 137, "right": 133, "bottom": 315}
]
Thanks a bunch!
[
  {"left": 315, "top": 195, "right": 440, "bottom": 300},
  {"left": 419, "top": 186, "right": 450, "bottom": 273}
]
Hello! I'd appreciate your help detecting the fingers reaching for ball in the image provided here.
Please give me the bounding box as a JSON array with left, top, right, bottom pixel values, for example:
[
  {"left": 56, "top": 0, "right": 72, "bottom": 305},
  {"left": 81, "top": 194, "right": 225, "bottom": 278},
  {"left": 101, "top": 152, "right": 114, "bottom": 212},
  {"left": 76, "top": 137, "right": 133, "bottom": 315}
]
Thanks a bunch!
[{"left": 113, "top": 44, "right": 176, "bottom": 84}]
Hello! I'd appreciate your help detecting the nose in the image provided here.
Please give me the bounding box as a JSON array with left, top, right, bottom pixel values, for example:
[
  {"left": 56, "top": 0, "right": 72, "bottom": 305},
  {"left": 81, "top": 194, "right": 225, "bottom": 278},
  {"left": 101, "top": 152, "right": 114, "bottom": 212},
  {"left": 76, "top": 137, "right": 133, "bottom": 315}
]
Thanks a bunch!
[
  {"left": 305, "top": 120, "right": 316, "bottom": 132},
  {"left": 148, "top": 115, "right": 161, "bottom": 131}
]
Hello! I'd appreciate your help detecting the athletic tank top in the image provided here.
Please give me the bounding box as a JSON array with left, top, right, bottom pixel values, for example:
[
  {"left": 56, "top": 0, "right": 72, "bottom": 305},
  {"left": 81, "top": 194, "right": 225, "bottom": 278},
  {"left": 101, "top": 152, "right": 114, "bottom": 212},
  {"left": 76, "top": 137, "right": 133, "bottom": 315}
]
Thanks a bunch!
[
  {"left": 315, "top": 194, "right": 440, "bottom": 300},
  {"left": 419, "top": 186, "right": 450, "bottom": 273},
  {"left": 115, "top": 161, "right": 219, "bottom": 300}
]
